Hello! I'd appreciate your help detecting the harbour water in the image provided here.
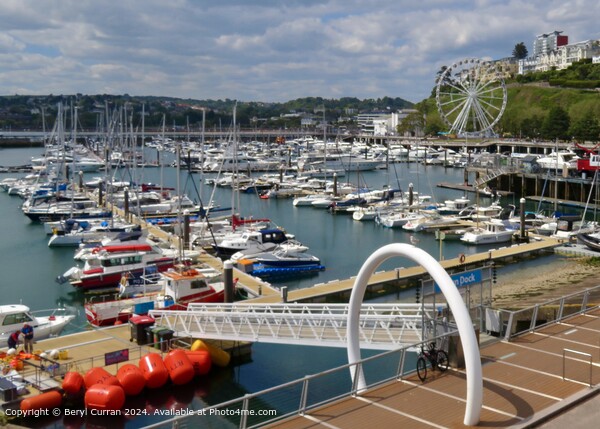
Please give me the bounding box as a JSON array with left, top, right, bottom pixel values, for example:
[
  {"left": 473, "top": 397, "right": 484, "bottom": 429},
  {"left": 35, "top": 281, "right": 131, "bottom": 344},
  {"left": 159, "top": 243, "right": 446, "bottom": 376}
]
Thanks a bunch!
[{"left": 0, "top": 146, "right": 573, "bottom": 428}]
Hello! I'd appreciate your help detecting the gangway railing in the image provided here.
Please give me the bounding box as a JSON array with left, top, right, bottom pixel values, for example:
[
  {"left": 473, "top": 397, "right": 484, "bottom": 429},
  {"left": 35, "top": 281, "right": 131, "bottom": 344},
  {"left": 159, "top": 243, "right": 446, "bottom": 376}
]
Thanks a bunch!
[{"left": 149, "top": 303, "right": 444, "bottom": 350}]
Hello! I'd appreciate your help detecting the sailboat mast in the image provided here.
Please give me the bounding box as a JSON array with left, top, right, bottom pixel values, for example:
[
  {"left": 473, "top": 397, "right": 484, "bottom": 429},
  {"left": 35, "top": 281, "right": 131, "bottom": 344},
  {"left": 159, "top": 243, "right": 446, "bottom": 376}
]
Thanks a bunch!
[{"left": 231, "top": 103, "right": 238, "bottom": 216}]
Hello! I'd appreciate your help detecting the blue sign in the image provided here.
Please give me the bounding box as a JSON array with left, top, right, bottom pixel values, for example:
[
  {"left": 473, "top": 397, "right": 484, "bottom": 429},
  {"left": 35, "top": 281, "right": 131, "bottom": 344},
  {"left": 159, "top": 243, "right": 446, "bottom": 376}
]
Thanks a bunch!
[
  {"left": 434, "top": 269, "right": 482, "bottom": 292},
  {"left": 105, "top": 348, "right": 129, "bottom": 366}
]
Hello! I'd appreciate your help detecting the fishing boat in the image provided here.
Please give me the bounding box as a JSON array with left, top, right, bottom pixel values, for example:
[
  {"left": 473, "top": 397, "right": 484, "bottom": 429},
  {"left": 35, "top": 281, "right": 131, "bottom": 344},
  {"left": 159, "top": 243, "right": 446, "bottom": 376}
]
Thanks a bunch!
[
  {"left": 84, "top": 267, "right": 225, "bottom": 326},
  {"left": 61, "top": 243, "right": 199, "bottom": 290},
  {"left": 0, "top": 305, "right": 75, "bottom": 344}
]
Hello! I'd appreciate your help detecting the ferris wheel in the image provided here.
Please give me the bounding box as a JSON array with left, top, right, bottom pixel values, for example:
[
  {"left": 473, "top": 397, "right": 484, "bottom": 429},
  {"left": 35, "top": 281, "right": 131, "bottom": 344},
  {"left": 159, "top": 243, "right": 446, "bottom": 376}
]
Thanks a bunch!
[{"left": 435, "top": 58, "right": 507, "bottom": 136}]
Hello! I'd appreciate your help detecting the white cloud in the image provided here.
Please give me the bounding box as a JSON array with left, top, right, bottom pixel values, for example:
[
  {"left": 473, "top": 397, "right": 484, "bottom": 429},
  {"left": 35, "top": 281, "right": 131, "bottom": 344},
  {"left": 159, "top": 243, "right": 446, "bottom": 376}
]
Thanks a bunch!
[{"left": 0, "top": 0, "right": 598, "bottom": 102}]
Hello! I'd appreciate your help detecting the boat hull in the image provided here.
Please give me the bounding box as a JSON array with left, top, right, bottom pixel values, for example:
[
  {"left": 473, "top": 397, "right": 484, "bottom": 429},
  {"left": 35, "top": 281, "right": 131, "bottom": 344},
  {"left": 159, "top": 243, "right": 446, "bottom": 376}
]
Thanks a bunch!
[
  {"left": 85, "top": 290, "right": 225, "bottom": 326},
  {"left": 460, "top": 232, "right": 514, "bottom": 245},
  {"left": 577, "top": 233, "right": 600, "bottom": 252},
  {"left": 71, "top": 259, "right": 176, "bottom": 290}
]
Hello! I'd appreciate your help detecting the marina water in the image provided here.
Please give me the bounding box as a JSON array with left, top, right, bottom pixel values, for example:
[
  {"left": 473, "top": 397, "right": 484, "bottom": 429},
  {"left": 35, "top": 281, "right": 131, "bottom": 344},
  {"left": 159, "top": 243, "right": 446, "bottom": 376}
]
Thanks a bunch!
[{"left": 0, "top": 146, "right": 567, "bottom": 428}]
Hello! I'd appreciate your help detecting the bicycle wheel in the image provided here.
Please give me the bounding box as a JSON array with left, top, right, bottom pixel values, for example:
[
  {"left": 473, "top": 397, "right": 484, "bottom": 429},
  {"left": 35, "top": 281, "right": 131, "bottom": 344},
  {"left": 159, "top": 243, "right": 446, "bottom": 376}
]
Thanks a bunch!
[
  {"left": 436, "top": 350, "right": 449, "bottom": 372},
  {"left": 416, "top": 356, "right": 427, "bottom": 381}
]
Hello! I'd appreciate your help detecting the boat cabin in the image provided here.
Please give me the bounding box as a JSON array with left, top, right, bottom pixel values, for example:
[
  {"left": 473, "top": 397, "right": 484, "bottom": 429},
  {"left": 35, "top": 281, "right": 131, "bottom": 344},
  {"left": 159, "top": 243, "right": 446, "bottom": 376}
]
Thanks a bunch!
[{"left": 1, "top": 305, "right": 35, "bottom": 330}]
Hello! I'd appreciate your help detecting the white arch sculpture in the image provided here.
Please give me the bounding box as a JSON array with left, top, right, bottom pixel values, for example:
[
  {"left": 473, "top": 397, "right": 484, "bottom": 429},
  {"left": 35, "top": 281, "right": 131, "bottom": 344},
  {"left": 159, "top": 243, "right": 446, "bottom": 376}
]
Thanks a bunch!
[{"left": 347, "top": 244, "right": 482, "bottom": 426}]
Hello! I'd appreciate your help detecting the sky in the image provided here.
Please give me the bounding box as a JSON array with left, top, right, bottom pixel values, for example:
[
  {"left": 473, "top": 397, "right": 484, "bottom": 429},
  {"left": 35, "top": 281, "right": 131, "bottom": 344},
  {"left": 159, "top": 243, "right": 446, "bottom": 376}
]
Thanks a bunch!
[{"left": 1, "top": 0, "right": 599, "bottom": 104}]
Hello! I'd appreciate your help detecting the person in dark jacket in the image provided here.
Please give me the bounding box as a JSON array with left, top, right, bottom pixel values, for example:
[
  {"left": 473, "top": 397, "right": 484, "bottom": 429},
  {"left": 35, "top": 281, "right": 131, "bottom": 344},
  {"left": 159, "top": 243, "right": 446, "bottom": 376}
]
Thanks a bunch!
[
  {"left": 22, "top": 323, "right": 34, "bottom": 353},
  {"left": 7, "top": 330, "right": 20, "bottom": 350}
]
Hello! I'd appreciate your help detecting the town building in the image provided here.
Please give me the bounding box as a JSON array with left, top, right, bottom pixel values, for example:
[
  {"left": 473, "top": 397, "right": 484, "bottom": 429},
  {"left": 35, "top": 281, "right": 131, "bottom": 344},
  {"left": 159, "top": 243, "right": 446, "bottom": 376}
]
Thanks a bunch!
[{"left": 518, "top": 31, "right": 600, "bottom": 74}]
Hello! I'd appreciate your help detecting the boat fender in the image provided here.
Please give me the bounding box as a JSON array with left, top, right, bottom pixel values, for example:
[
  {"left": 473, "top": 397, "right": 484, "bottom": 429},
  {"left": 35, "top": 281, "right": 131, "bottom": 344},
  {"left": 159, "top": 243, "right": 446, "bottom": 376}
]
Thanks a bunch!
[
  {"left": 21, "top": 391, "right": 62, "bottom": 412},
  {"left": 85, "top": 384, "right": 126, "bottom": 411},
  {"left": 185, "top": 350, "right": 212, "bottom": 376},
  {"left": 116, "top": 364, "right": 146, "bottom": 396},
  {"left": 164, "top": 349, "right": 195, "bottom": 385},
  {"left": 62, "top": 371, "right": 84, "bottom": 394},
  {"left": 84, "top": 367, "right": 120, "bottom": 389},
  {"left": 459, "top": 253, "right": 466, "bottom": 264},
  {"left": 139, "top": 353, "right": 169, "bottom": 389},
  {"left": 191, "top": 339, "right": 230, "bottom": 367}
]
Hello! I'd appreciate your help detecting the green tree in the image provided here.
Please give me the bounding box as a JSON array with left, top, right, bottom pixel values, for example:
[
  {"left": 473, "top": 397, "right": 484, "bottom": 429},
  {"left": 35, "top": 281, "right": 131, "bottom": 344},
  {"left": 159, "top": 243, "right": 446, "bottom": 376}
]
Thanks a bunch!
[
  {"left": 520, "top": 115, "right": 544, "bottom": 139},
  {"left": 397, "top": 110, "right": 425, "bottom": 136},
  {"left": 432, "top": 66, "right": 453, "bottom": 97},
  {"left": 512, "top": 42, "right": 528, "bottom": 59},
  {"left": 541, "top": 106, "right": 570, "bottom": 140},
  {"left": 569, "top": 111, "right": 600, "bottom": 142}
]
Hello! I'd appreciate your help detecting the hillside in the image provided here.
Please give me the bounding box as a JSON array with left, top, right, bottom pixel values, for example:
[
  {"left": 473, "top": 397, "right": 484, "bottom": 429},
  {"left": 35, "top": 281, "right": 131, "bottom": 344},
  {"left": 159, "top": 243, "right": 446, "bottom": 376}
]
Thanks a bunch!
[
  {"left": 411, "top": 83, "right": 600, "bottom": 140},
  {"left": 0, "top": 94, "right": 413, "bottom": 131}
]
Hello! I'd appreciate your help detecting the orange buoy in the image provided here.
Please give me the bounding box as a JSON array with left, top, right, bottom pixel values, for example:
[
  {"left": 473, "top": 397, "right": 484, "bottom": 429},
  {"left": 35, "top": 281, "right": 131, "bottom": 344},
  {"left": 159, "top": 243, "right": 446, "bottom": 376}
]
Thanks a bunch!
[
  {"left": 138, "top": 353, "right": 169, "bottom": 389},
  {"left": 164, "top": 349, "right": 194, "bottom": 385},
  {"left": 185, "top": 350, "right": 212, "bottom": 376},
  {"left": 116, "top": 364, "right": 146, "bottom": 396},
  {"left": 21, "top": 391, "right": 62, "bottom": 412},
  {"left": 62, "top": 372, "right": 84, "bottom": 394},
  {"left": 85, "top": 384, "right": 126, "bottom": 411},
  {"left": 83, "top": 367, "right": 120, "bottom": 389}
]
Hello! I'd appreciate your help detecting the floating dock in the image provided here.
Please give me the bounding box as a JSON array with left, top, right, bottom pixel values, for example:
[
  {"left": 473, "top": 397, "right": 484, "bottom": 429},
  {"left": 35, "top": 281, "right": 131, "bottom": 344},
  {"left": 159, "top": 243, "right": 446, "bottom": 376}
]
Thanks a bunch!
[{"left": 247, "top": 234, "right": 564, "bottom": 304}]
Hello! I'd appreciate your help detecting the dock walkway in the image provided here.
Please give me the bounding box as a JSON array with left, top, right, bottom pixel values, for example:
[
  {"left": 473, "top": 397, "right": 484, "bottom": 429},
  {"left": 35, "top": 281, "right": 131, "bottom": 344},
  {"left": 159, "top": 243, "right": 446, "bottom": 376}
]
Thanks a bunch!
[{"left": 267, "top": 306, "right": 600, "bottom": 428}]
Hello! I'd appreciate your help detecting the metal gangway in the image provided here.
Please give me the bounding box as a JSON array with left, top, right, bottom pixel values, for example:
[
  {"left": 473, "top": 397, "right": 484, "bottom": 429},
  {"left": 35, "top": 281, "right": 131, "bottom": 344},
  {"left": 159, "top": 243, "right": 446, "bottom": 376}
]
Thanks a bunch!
[{"left": 149, "top": 302, "right": 448, "bottom": 350}]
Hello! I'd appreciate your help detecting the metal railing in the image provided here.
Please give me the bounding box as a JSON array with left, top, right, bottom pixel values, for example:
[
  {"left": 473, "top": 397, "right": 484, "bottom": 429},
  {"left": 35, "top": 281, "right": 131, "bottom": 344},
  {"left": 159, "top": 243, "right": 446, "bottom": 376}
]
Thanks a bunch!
[
  {"left": 149, "top": 303, "right": 441, "bottom": 350},
  {"left": 142, "top": 330, "right": 458, "bottom": 429},
  {"left": 482, "top": 285, "right": 600, "bottom": 341},
  {"left": 20, "top": 341, "right": 169, "bottom": 391},
  {"left": 562, "top": 348, "right": 594, "bottom": 387}
]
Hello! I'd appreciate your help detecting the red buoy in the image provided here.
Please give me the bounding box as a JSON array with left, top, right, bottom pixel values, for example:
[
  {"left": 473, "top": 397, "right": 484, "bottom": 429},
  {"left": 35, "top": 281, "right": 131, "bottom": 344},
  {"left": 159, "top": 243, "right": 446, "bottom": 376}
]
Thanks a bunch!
[
  {"left": 62, "top": 371, "right": 84, "bottom": 394},
  {"left": 21, "top": 391, "right": 62, "bottom": 412},
  {"left": 138, "top": 353, "right": 169, "bottom": 389},
  {"left": 83, "top": 367, "right": 120, "bottom": 389},
  {"left": 185, "top": 350, "right": 212, "bottom": 376},
  {"left": 164, "top": 349, "right": 194, "bottom": 385},
  {"left": 85, "top": 384, "right": 126, "bottom": 411},
  {"left": 116, "top": 364, "right": 146, "bottom": 396}
]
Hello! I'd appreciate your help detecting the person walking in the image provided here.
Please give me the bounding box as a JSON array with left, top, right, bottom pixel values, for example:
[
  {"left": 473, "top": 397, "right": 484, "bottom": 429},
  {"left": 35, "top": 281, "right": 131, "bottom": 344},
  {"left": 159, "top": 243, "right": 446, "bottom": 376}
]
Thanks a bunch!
[
  {"left": 7, "top": 330, "right": 20, "bottom": 350},
  {"left": 21, "top": 323, "right": 34, "bottom": 353}
]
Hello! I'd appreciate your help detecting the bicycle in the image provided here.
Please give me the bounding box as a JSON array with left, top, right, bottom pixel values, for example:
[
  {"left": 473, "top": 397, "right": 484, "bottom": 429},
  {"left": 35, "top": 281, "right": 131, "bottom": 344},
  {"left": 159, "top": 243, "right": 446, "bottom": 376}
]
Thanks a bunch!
[{"left": 416, "top": 342, "right": 449, "bottom": 382}]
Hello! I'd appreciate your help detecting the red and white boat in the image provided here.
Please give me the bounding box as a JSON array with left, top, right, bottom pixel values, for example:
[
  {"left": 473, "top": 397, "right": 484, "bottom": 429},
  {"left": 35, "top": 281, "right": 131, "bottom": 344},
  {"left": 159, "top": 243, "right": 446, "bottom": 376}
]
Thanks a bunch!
[
  {"left": 84, "top": 266, "right": 225, "bottom": 326},
  {"left": 61, "top": 242, "right": 200, "bottom": 290}
]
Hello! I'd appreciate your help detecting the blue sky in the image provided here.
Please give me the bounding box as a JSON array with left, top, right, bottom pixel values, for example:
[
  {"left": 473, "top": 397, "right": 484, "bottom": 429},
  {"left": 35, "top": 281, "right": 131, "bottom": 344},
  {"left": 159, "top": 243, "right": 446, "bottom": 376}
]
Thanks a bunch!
[{"left": 0, "top": 0, "right": 599, "bottom": 103}]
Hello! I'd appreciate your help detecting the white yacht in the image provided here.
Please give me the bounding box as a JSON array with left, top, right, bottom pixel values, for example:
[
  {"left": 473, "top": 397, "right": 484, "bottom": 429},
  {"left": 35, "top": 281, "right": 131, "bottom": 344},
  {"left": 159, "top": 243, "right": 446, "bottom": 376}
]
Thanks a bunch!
[
  {"left": 460, "top": 221, "right": 515, "bottom": 244},
  {"left": 536, "top": 150, "right": 579, "bottom": 171}
]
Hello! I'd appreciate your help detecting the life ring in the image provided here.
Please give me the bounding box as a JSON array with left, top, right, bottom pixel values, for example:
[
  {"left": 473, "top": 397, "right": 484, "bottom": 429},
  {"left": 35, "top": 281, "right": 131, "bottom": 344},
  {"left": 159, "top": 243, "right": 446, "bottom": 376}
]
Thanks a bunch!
[{"left": 459, "top": 254, "right": 466, "bottom": 264}]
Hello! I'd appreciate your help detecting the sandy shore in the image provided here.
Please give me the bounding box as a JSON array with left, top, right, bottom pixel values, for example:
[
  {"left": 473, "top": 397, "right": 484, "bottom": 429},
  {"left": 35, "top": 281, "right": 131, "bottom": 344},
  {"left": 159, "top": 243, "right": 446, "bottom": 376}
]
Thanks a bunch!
[{"left": 491, "top": 257, "right": 600, "bottom": 308}]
